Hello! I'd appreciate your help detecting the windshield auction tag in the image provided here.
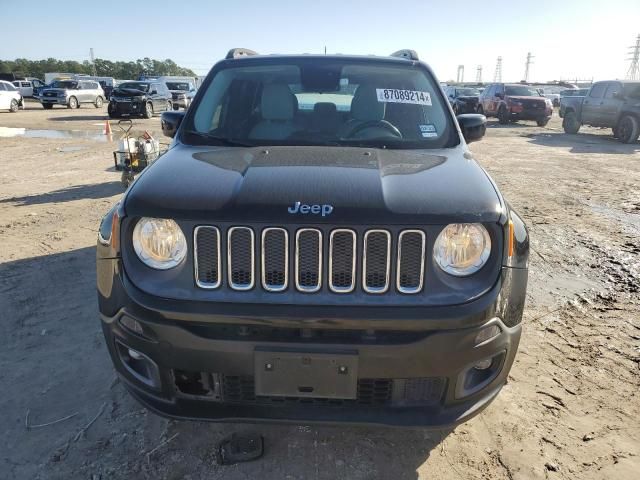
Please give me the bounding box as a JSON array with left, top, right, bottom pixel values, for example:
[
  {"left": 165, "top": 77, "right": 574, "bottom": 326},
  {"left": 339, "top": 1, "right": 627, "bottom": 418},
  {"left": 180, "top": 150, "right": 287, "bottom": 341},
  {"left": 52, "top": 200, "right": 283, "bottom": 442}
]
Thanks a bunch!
[{"left": 376, "top": 89, "right": 432, "bottom": 106}]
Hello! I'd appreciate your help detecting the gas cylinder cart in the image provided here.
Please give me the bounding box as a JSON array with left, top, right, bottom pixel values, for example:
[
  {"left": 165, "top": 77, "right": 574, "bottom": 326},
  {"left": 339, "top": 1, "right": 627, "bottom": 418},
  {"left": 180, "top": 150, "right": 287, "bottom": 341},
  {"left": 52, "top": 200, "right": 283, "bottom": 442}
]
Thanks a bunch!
[{"left": 112, "top": 120, "right": 163, "bottom": 188}]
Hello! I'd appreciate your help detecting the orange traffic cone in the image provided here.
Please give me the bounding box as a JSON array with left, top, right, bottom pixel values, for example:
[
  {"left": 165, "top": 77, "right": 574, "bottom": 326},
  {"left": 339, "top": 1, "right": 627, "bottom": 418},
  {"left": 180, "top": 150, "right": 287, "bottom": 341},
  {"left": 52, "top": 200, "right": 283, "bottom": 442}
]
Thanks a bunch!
[{"left": 104, "top": 120, "right": 112, "bottom": 135}]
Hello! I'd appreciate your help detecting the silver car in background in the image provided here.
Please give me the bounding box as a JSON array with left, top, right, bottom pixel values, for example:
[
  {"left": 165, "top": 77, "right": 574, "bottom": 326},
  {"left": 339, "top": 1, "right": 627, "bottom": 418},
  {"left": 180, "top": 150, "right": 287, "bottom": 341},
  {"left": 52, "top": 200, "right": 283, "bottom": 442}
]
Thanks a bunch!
[{"left": 39, "top": 79, "right": 105, "bottom": 109}]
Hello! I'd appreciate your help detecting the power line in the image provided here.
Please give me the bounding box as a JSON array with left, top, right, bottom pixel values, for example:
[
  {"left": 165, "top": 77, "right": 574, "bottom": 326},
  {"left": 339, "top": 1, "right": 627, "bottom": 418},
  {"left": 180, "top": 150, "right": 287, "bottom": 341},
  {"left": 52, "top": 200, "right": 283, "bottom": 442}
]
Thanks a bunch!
[
  {"left": 493, "top": 56, "right": 502, "bottom": 82},
  {"left": 627, "top": 34, "right": 640, "bottom": 80},
  {"left": 524, "top": 52, "right": 534, "bottom": 82}
]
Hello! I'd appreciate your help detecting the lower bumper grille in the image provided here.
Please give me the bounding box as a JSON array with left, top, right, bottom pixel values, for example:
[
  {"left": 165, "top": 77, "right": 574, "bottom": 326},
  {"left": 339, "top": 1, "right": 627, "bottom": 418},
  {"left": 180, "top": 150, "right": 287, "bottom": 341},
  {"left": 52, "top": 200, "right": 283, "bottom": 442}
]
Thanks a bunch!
[{"left": 173, "top": 371, "right": 445, "bottom": 408}]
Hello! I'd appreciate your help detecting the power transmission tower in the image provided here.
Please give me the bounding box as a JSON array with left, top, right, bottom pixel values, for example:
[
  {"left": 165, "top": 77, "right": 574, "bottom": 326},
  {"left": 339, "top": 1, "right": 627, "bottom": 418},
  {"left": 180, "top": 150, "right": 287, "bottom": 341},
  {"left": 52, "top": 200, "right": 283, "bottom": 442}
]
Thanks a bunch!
[
  {"left": 493, "top": 56, "right": 502, "bottom": 82},
  {"left": 456, "top": 65, "right": 465, "bottom": 83},
  {"left": 524, "top": 52, "right": 534, "bottom": 82},
  {"left": 476, "top": 65, "right": 483, "bottom": 83},
  {"left": 90, "top": 48, "right": 97, "bottom": 76},
  {"left": 627, "top": 34, "right": 640, "bottom": 80}
]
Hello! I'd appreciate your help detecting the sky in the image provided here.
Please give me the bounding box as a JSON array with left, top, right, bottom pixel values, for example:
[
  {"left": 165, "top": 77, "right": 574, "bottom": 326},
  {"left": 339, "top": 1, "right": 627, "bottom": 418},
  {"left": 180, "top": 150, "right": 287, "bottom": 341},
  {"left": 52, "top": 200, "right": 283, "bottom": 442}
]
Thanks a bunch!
[{"left": 1, "top": 0, "right": 639, "bottom": 83}]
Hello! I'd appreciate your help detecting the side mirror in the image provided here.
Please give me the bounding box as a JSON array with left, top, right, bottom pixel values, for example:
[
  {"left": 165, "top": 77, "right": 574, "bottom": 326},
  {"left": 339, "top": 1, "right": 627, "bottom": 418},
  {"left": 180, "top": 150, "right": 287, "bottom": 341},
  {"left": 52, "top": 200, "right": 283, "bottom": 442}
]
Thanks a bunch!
[
  {"left": 161, "top": 110, "right": 185, "bottom": 138},
  {"left": 150, "top": 90, "right": 158, "bottom": 95},
  {"left": 457, "top": 114, "right": 486, "bottom": 144},
  {"left": 613, "top": 92, "right": 624, "bottom": 100},
  {"left": 495, "top": 92, "right": 503, "bottom": 99}
]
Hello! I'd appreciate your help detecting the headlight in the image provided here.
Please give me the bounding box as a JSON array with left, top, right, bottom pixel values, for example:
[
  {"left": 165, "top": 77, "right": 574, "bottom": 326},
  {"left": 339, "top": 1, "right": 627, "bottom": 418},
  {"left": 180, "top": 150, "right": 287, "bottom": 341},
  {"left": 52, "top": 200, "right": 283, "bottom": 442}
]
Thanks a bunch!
[
  {"left": 132, "top": 218, "right": 187, "bottom": 269},
  {"left": 433, "top": 223, "right": 491, "bottom": 276}
]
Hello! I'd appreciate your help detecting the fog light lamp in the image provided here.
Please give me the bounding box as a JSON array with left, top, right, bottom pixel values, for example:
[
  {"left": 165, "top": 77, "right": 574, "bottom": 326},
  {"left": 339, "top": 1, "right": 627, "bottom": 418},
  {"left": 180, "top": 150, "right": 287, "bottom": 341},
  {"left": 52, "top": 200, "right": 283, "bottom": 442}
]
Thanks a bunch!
[
  {"left": 128, "top": 348, "right": 144, "bottom": 360},
  {"left": 473, "top": 358, "right": 493, "bottom": 370},
  {"left": 475, "top": 324, "right": 501, "bottom": 345}
]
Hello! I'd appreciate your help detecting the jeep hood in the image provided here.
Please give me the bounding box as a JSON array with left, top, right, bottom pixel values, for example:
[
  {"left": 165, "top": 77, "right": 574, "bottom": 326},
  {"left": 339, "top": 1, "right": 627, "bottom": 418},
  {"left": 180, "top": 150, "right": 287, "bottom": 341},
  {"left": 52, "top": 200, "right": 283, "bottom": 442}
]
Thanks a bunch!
[{"left": 125, "top": 144, "right": 504, "bottom": 224}]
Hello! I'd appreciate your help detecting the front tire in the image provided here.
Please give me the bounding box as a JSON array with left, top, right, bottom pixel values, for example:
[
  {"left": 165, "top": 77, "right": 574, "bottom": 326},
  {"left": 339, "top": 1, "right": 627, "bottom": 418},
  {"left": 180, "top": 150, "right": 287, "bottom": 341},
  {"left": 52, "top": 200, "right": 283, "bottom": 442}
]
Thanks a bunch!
[
  {"left": 498, "top": 106, "right": 510, "bottom": 125},
  {"left": 536, "top": 117, "right": 550, "bottom": 127},
  {"left": 95, "top": 96, "right": 104, "bottom": 108},
  {"left": 617, "top": 115, "right": 640, "bottom": 144},
  {"left": 68, "top": 96, "right": 78, "bottom": 109},
  {"left": 143, "top": 102, "right": 153, "bottom": 119},
  {"left": 9, "top": 99, "right": 19, "bottom": 113},
  {"left": 166, "top": 101, "right": 172, "bottom": 112},
  {"left": 562, "top": 111, "right": 580, "bottom": 134}
]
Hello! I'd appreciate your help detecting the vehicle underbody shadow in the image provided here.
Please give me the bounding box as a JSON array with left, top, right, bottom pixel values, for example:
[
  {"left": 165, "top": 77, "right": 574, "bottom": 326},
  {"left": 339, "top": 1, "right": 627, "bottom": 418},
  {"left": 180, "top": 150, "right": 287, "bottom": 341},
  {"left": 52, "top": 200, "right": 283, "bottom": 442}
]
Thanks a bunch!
[
  {"left": 49, "top": 115, "right": 109, "bottom": 122},
  {"left": 0, "top": 181, "right": 122, "bottom": 206},
  {"left": 525, "top": 131, "right": 640, "bottom": 154}
]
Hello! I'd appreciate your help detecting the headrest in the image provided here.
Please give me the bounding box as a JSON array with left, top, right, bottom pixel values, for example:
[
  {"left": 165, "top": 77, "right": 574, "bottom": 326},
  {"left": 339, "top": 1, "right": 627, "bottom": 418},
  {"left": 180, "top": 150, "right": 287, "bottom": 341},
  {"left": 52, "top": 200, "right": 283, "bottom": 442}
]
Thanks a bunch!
[
  {"left": 261, "top": 84, "right": 295, "bottom": 121},
  {"left": 351, "top": 85, "right": 385, "bottom": 122}
]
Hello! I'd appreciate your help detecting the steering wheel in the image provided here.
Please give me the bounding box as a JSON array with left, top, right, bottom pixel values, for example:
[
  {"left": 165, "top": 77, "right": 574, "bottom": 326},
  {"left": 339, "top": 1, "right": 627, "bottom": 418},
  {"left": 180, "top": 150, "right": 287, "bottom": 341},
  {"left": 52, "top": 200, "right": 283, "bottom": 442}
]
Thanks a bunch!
[{"left": 343, "top": 120, "right": 403, "bottom": 139}]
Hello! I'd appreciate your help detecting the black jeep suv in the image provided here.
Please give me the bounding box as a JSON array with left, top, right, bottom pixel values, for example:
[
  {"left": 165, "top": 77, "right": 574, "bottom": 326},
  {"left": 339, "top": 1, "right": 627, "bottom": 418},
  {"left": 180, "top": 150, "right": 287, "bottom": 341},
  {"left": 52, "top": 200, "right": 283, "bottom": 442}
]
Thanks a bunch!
[{"left": 97, "top": 48, "right": 529, "bottom": 427}]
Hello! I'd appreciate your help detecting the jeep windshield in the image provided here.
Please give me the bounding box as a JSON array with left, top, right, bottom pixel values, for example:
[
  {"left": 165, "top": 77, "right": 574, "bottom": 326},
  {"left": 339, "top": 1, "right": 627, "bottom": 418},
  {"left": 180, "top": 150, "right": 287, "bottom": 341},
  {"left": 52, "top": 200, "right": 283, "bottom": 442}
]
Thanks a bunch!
[
  {"left": 505, "top": 85, "right": 541, "bottom": 96},
  {"left": 118, "top": 82, "right": 149, "bottom": 92},
  {"left": 51, "top": 80, "right": 77, "bottom": 89},
  {"left": 184, "top": 58, "right": 455, "bottom": 149}
]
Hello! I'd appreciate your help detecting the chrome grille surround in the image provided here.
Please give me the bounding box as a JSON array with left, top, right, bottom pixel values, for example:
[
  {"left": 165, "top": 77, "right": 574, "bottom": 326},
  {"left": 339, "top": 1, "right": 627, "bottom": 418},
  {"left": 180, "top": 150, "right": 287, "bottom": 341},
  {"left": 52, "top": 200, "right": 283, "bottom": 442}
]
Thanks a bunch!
[
  {"left": 193, "top": 226, "right": 221, "bottom": 289},
  {"left": 362, "top": 229, "right": 391, "bottom": 294},
  {"left": 227, "top": 227, "right": 255, "bottom": 290},
  {"left": 396, "top": 230, "right": 426, "bottom": 294},
  {"left": 194, "top": 226, "right": 428, "bottom": 295},
  {"left": 261, "top": 227, "right": 288, "bottom": 292},
  {"left": 295, "top": 228, "right": 323, "bottom": 293}
]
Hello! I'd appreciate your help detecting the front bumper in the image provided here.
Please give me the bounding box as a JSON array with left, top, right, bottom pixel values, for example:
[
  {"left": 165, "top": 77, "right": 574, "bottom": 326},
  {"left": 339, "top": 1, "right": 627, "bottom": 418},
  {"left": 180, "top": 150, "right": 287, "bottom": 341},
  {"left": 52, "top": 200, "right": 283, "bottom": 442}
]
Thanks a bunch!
[
  {"left": 508, "top": 106, "right": 552, "bottom": 120},
  {"left": 40, "top": 97, "right": 68, "bottom": 105},
  {"left": 109, "top": 100, "right": 144, "bottom": 116},
  {"left": 99, "top": 260, "right": 527, "bottom": 427},
  {"left": 171, "top": 96, "right": 190, "bottom": 108}
]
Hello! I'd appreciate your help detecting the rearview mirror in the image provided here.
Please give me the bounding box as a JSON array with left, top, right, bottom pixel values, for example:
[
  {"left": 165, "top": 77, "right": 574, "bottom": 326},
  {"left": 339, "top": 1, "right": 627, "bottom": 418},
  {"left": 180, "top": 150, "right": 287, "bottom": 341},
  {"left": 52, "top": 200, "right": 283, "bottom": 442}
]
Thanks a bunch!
[
  {"left": 161, "top": 110, "right": 184, "bottom": 138},
  {"left": 457, "top": 114, "right": 487, "bottom": 144}
]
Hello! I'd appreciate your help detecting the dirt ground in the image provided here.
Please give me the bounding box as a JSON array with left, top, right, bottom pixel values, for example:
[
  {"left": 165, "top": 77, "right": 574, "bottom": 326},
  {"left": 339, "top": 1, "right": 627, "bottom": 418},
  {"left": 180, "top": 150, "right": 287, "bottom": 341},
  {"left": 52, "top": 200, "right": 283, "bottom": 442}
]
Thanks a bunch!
[{"left": 0, "top": 101, "right": 638, "bottom": 480}]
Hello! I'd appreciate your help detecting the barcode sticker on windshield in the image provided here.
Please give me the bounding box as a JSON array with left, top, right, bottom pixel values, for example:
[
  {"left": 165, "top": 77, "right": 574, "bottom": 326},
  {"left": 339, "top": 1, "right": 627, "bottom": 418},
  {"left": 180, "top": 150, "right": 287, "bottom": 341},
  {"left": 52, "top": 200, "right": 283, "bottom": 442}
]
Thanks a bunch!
[{"left": 376, "top": 89, "right": 432, "bottom": 106}]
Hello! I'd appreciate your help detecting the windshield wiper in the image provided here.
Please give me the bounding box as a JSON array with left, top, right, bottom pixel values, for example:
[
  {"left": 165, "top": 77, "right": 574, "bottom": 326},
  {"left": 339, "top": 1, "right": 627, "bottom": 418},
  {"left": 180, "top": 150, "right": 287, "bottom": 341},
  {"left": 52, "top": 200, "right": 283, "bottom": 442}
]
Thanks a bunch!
[{"left": 183, "top": 131, "right": 256, "bottom": 147}]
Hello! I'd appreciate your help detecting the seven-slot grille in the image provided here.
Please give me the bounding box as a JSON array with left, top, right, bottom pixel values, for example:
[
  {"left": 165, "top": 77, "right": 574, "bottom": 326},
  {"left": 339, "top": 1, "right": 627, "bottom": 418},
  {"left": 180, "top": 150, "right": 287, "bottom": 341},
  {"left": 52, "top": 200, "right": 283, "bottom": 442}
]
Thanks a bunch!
[{"left": 193, "top": 227, "right": 427, "bottom": 294}]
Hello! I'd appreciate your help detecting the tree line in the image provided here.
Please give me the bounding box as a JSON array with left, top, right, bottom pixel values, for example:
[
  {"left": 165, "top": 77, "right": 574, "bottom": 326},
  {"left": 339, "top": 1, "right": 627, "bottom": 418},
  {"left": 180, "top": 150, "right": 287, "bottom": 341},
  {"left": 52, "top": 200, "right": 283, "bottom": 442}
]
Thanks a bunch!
[{"left": 0, "top": 57, "right": 198, "bottom": 80}]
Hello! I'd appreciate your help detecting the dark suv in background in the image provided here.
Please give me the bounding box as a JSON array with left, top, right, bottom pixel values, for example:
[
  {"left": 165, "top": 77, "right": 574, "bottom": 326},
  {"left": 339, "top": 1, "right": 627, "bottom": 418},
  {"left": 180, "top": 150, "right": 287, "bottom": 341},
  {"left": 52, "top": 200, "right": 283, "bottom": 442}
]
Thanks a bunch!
[
  {"left": 108, "top": 81, "right": 172, "bottom": 119},
  {"left": 478, "top": 83, "right": 553, "bottom": 126},
  {"left": 444, "top": 86, "right": 481, "bottom": 114}
]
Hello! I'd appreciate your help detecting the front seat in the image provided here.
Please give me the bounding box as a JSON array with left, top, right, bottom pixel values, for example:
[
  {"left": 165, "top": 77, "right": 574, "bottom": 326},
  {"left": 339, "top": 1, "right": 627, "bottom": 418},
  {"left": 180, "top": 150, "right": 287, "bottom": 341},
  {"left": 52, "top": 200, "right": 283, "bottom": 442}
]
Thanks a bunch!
[
  {"left": 249, "top": 84, "right": 297, "bottom": 140},
  {"left": 339, "top": 85, "right": 388, "bottom": 139}
]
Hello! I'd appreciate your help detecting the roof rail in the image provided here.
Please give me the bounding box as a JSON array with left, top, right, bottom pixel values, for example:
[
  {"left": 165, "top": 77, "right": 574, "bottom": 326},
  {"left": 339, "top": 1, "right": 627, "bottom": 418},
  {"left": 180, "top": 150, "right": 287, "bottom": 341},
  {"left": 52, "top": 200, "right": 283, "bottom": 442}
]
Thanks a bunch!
[
  {"left": 226, "top": 48, "right": 259, "bottom": 60},
  {"left": 390, "top": 49, "right": 419, "bottom": 61}
]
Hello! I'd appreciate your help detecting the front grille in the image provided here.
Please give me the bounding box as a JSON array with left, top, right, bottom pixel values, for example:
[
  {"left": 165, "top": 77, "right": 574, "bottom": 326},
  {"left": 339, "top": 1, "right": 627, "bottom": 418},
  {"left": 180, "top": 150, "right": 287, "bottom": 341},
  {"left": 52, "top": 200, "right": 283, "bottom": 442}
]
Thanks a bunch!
[
  {"left": 227, "top": 227, "right": 254, "bottom": 290},
  {"left": 261, "top": 228, "right": 288, "bottom": 291},
  {"left": 222, "top": 376, "right": 393, "bottom": 406},
  {"left": 397, "top": 230, "right": 426, "bottom": 293},
  {"left": 295, "top": 229, "right": 322, "bottom": 292},
  {"left": 194, "top": 226, "right": 220, "bottom": 288},
  {"left": 194, "top": 226, "right": 427, "bottom": 295},
  {"left": 329, "top": 230, "right": 356, "bottom": 293},
  {"left": 363, "top": 230, "right": 391, "bottom": 293}
]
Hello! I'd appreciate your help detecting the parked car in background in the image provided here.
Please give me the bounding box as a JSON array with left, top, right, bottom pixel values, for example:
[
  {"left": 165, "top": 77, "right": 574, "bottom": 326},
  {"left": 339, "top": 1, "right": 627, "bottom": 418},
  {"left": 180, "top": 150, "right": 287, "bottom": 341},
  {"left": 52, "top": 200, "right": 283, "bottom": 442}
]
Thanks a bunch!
[
  {"left": 444, "top": 86, "right": 481, "bottom": 114},
  {"left": 12, "top": 78, "right": 46, "bottom": 98},
  {"left": 560, "top": 80, "right": 640, "bottom": 143},
  {"left": 165, "top": 80, "right": 197, "bottom": 110},
  {"left": 537, "top": 88, "right": 560, "bottom": 107},
  {"left": 559, "top": 89, "right": 589, "bottom": 118},
  {"left": 108, "top": 81, "right": 172, "bottom": 118},
  {"left": 0, "top": 80, "right": 23, "bottom": 112},
  {"left": 478, "top": 83, "right": 553, "bottom": 126},
  {"left": 39, "top": 80, "right": 105, "bottom": 109}
]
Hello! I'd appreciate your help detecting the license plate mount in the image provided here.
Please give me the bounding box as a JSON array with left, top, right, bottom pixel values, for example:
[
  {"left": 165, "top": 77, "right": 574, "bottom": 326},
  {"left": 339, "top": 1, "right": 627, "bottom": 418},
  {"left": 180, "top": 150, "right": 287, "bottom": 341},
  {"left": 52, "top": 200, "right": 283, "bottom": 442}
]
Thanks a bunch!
[{"left": 254, "top": 350, "right": 358, "bottom": 399}]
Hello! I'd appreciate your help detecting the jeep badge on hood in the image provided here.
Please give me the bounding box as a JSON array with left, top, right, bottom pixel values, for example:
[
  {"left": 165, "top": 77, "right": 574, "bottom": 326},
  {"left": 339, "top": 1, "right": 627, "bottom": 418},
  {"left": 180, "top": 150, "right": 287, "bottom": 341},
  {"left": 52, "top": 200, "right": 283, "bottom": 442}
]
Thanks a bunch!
[{"left": 288, "top": 201, "right": 334, "bottom": 217}]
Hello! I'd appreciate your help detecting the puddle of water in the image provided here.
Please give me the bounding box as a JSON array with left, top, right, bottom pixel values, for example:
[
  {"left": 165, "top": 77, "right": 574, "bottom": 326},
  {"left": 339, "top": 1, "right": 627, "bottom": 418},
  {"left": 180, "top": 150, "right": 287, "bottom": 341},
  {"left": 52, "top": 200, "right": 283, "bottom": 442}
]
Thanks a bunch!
[{"left": 0, "top": 126, "right": 109, "bottom": 142}]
